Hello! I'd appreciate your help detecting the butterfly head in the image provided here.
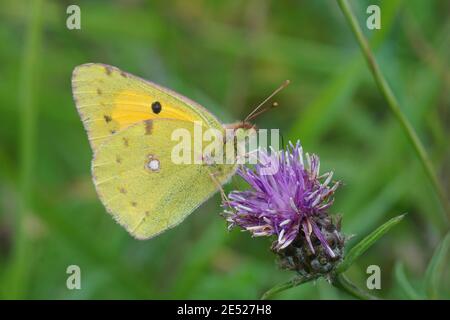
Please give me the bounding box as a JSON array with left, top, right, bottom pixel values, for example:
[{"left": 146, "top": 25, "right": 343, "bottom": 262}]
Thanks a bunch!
[{"left": 224, "top": 121, "right": 258, "bottom": 143}]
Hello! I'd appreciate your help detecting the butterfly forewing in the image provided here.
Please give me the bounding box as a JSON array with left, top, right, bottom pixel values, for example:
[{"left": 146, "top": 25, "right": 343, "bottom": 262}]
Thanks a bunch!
[{"left": 72, "top": 63, "right": 223, "bottom": 152}]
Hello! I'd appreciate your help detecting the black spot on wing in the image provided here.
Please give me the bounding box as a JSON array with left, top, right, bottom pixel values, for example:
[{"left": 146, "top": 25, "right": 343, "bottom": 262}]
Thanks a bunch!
[{"left": 151, "top": 101, "right": 162, "bottom": 114}]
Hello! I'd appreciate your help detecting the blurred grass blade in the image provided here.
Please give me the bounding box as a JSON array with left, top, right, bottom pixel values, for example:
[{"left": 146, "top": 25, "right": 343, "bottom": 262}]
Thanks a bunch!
[
  {"left": 394, "top": 261, "right": 423, "bottom": 300},
  {"left": 336, "top": 0, "right": 450, "bottom": 223},
  {"left": 338, "top": 214, "right": 405, "bottom": 273},
  {"left": 289, "top": 0, "right": 403, "bottom": 145},
  {"left": 171, "top": 218, "right": 229, "bottom": 299},
  {"left": 261, "top": 275, "right": 316, "bottom": 300},
  {"left": 2, "top": 0, "right": 44, "bottom": 299},
  {"left": 424, "top": 232, "right": 450, "bottom": 299}
]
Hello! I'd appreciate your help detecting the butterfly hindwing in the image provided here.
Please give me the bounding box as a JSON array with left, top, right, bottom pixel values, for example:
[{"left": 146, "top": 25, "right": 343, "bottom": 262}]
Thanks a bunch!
[{"left": 92, "top": 118, "right": 236, "bottom": 239}]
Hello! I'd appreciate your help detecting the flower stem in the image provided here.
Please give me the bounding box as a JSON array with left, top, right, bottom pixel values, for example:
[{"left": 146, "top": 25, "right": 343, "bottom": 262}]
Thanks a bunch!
[
  {"left": 261, "top": 275, "right": 317, "bottom": 300},
  {"left": 336, "top": 0, "right": 450, "bottom": 224},
  {"left": 332, "top": 273, "right": 379, "bottom": 300}
]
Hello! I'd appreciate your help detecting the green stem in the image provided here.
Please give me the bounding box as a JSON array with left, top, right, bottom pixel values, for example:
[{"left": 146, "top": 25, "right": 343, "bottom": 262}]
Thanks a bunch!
[
  {"left": 261, "top": 275, "right": 316, "bottom": 300},
  {"left": 336, "top": 0, "right": 450, "bottom": 224},
  {"left": 332, "top": 273, "right": 379, "bottom": 300}
]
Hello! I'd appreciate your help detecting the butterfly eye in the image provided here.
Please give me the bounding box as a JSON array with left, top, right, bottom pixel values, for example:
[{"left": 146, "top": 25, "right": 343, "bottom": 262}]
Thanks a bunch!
[{"left": 151, "top": 101, "right": 162, "bottom": 114}]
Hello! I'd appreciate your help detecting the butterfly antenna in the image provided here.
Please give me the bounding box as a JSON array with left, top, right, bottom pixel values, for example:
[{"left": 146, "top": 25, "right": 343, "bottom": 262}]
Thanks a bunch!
[
  {"left": 246, "top": 101, "right": 279, "bottom": 122},
  {"left": 244, "top": 80, "right": 290, "bottom": 123}
]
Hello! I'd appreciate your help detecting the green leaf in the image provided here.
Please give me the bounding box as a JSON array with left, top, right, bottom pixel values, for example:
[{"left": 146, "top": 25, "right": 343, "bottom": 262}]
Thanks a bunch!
[
  {"left": 337, "top": 214, "right": 405, "bottom": 273},
  {"left": 332, "top": 273, "right": 379, "bottom": 300},
  {"left": 394, "top": 261, "right": 423, "bottom": 300},
  {"left": 424, "top": 232, "right": 450, "bottom": 299}
]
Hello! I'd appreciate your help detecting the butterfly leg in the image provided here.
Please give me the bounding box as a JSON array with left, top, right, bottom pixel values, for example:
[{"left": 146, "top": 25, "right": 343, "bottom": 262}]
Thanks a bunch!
[{"left": 205, "top": 166, "right": 229, "bottom": 204}]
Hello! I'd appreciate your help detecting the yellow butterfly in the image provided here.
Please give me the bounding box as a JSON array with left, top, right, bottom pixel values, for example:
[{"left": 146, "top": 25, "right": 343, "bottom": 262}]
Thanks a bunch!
[{"left": 71, "top": 63, "right": 253, "bottom": 239}]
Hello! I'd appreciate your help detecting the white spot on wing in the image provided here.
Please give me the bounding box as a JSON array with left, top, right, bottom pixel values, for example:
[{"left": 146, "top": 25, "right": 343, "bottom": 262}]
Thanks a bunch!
[
  {"left": 145, "top": 154, "right": 160, "bottom": 172},
  {"left": 148, "top": 159, "right": 160, "bottom": 171}
]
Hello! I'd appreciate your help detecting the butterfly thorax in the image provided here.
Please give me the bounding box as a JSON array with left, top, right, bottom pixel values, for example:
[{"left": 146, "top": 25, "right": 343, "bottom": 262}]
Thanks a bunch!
[{"left": 198, "top": 121, "right": 258, "bottom": 168}]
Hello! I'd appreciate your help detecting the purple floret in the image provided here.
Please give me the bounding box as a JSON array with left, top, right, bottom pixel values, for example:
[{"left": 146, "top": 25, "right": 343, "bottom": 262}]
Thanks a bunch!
[{"left": 223, "top": 141, "right": 340, "bottom": 257}]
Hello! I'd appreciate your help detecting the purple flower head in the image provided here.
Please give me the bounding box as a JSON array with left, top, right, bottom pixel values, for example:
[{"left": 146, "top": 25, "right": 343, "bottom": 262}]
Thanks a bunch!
[{"left": 224, "top": 141, "right": 340, "bottom": 257}]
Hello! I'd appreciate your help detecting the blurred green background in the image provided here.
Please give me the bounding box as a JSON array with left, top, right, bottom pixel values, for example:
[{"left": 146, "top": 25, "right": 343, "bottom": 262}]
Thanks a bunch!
[{"left": 0, "top": 0, "right": 449, "bottom": 299}]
